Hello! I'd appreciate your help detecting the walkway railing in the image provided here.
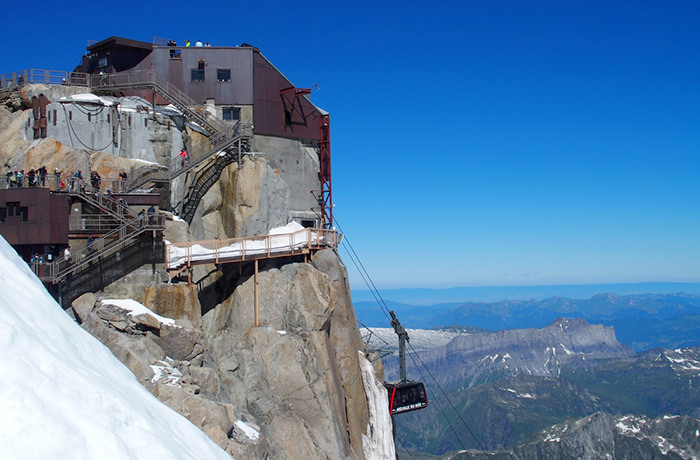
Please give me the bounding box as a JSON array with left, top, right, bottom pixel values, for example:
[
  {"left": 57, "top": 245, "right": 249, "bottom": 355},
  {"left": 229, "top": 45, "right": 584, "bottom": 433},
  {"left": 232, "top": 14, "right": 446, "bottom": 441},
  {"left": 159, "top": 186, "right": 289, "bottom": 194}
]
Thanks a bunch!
[
  {"left": 1, "top": 69, "right": 88, "bottom": 88},
  {"left": 165, "top": 228, "right": 342, "bottom": 279},
  {"left": 90, "top": 69, "right": 229, "bottom": 135},
  {"left": 32, "top": 213, "right": 165, "bottom": 284}
]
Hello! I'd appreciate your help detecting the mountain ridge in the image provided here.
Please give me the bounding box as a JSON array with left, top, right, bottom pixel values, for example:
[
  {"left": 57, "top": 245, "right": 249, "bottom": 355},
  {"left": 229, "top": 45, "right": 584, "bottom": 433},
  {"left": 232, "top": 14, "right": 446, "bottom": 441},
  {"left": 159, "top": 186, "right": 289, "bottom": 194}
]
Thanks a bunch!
[
  {"left": 356, "top": 291, "right": 700, "bottom": 351},
  {"left": 352, "top": 282, "right": 700, "bottom": 305}
]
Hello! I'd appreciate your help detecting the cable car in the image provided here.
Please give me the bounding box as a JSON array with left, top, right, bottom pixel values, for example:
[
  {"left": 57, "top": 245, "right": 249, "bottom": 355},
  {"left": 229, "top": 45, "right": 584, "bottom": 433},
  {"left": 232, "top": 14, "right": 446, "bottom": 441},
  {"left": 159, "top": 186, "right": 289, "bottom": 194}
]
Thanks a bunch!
[
  {"left": 386, "top": 310, "right": 428, "bottom": 415},
  {"left": 386, "top": 380, "right": 428, "bottom": 415}
]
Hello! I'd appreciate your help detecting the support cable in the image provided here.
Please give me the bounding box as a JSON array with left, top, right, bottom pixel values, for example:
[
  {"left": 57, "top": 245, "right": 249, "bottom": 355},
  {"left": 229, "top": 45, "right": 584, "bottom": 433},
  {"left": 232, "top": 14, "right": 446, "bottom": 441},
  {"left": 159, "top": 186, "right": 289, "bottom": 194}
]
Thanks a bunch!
[
  {"left": 334, "top": 215, "right": 488, "bottom": 456},
  {"left": 406, "top": 341, "right": 489, "bottom": 456}
]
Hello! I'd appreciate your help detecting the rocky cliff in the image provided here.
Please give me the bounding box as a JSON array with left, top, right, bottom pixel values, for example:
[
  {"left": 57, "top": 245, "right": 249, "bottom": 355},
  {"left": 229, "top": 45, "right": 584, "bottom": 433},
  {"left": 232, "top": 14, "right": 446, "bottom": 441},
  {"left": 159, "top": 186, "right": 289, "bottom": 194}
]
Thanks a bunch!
[
  {"left": 381, "top": 317, "right": 634, "bottom": 389},
  {"left": 1, "top": 85, "right": 391, "bottom": 459}
]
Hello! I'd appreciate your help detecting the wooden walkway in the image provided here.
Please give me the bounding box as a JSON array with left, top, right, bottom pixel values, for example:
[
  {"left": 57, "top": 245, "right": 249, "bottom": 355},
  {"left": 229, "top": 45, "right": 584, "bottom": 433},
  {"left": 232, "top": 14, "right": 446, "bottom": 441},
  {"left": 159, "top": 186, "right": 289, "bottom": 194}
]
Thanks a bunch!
[{"left": 165, "top": 228, "right": 341, "bottom": 280}]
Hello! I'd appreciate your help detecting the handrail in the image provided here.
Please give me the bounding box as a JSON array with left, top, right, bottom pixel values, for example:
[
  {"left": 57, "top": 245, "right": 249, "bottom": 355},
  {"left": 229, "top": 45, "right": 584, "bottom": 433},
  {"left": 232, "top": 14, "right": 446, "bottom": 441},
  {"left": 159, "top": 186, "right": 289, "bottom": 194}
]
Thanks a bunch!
[
  {"left": 1, "top": 69, "right": 89, "bottom": 88},
  {"left": 33, "top": 214, "right": 165, "bottom": 283},
  {"left": 165, "top": 228, "right": 341, "bottom": 277},
  {"left": 124, "top": 122, "right": 251, "bottom": 191},
  {"left": 70, "top": 180, "right": 137, "bottom": 221},
  {"left": 90, "top": 70, "right": 229, "bottom": 134}
]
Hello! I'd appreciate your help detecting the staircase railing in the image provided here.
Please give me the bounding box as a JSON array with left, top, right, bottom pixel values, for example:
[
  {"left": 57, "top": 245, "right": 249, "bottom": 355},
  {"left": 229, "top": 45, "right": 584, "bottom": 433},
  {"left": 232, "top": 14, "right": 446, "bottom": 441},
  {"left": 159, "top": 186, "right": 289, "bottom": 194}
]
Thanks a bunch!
[
  {"left": 69, "top": 179, "right": 137, "bottom": 222},
  {"left": 90, "top": 70, "right": 228, "bottom": 135},
  {"left": 177, "top": 143, "right": 246, "bottom": 223},
  {"left": 34, "top": 214, "right": 165, "bottom": 284},
  {"left": 123, "top": 123, "right": 251, "bottom": 192}
]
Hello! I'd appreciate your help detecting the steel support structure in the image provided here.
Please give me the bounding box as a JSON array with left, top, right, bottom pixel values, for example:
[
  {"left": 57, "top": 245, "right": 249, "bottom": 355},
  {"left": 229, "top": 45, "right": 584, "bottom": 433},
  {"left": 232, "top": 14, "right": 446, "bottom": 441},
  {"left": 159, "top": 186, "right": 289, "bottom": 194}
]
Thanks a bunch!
[
  {"left": 318, "top": 113, "right": 332, "bottom": 229},
  {"left": 279, "top": 86, "right": 333, "bottom": 229}
]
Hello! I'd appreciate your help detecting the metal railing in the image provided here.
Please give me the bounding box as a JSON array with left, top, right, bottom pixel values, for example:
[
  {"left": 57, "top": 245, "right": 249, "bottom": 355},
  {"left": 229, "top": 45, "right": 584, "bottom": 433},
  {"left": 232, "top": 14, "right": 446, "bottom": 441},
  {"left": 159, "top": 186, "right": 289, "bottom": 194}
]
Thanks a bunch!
[
  {"left": 69, "top": 214, "right": 123, "bottom": 232},
  {"left": 165, "top": 228, "right": 342, "bottom": 278},
  {"left": 90, "top": 69, "right": 230, "bottom": 134},
  {"left": 1, "top": 69, "right": 88, "bottom": 88},
  {"left": 32, "top": 213, "right": 165, "bottom": 283},
  {"left": 1, "top": 174, "right": 134, "bottom": 195},
  {"left": 124, "top": 123, "right": 251, "bottom": 191}
]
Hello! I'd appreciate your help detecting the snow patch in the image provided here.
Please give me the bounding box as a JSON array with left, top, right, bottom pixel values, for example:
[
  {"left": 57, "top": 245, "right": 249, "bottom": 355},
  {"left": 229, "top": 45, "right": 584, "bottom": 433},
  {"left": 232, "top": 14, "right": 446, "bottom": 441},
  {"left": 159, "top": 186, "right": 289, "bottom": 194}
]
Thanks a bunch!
[
  {"left": 359, "top": 351, "right": 396, "bottom": 459},
  {"left": 235, "top": 420, "right": 260, "bottom": 442},
  {"left": 101, "top": 298, "right": 177, "bottom": 326},
  {"left": 151, "top": 357, "right": 183, "bottom": 386}
]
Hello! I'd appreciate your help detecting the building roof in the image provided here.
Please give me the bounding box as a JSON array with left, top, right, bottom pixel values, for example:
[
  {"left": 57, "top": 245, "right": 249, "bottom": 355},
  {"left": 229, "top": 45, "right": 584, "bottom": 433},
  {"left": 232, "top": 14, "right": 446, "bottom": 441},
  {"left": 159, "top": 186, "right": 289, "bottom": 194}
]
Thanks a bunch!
[{"left": 87, "top": 36, "right": 153, "bottom": 53}]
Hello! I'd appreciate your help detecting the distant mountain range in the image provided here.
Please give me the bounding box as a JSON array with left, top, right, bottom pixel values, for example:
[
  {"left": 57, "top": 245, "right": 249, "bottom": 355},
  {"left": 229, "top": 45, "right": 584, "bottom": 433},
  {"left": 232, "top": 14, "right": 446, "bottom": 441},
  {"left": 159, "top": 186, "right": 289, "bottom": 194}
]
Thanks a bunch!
[
  {"left": 352, "top": 282, "right": 700, "bottom": 305},
  {"left": 355, "top": 290, "right": 700, "bottom": 351},
  {"left": 370, "top": 318, "right": 700, "bottom": 457},
  {"left": 360, "top": 287, "right": 700, "bottom": 457}
]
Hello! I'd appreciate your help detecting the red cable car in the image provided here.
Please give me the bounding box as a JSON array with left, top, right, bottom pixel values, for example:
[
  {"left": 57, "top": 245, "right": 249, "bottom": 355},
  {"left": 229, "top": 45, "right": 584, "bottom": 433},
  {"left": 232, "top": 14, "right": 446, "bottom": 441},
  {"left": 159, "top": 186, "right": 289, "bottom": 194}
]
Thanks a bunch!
[
  {"left": 386, "top": 380, "right": 428, "bottom": 415},
  {"left": 386, "top": 311, "right": 428, "bottom": 415}
]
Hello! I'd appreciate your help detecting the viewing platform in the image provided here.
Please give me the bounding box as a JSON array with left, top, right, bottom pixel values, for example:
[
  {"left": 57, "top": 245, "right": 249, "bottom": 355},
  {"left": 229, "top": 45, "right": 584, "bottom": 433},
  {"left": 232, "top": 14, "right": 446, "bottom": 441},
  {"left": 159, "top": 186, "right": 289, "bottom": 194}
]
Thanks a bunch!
[{"left": 165, "top": 226, "right": 342, "bottom": 281}]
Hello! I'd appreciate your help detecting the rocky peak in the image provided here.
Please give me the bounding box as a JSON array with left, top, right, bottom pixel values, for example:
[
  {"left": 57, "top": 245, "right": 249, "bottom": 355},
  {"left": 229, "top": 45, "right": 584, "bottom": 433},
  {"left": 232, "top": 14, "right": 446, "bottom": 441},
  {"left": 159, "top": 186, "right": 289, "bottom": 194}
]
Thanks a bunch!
[{"left": 384, "top": 318, "right": 634, "bottom": 388}]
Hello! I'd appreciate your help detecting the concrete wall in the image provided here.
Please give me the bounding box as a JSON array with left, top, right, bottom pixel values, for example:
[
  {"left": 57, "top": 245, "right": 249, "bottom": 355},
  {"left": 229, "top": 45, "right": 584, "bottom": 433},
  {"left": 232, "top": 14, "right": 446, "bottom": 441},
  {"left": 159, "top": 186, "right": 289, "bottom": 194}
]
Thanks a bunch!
[
  {"left": 252, "top": 135, "right": 322, "bottom": 227},
  {"left": 22, "top": 89, "right": 186, "bottom": 166}
]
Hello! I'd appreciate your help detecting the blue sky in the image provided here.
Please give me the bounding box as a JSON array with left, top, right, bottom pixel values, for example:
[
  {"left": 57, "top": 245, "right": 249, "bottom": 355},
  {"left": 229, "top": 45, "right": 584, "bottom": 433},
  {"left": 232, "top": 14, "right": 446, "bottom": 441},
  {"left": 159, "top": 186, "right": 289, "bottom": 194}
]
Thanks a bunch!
[{"left": 3, "top": 1, "right": 700, "bottom": 290}]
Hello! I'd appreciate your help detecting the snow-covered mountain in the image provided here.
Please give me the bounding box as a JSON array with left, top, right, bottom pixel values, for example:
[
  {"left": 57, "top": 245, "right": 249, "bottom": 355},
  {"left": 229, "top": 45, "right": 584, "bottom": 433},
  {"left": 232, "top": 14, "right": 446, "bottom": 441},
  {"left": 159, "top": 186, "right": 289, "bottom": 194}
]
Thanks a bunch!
[{"left": 0, "top": 236, "right": 232, "bottom": 459}]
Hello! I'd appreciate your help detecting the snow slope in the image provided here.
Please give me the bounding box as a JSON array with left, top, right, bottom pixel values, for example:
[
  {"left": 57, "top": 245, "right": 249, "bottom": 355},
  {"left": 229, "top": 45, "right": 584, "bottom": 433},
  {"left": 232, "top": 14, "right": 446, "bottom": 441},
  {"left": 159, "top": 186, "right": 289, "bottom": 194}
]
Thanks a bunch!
[{"left": 0, "top": 236, "right": 232, "bottom": 460}]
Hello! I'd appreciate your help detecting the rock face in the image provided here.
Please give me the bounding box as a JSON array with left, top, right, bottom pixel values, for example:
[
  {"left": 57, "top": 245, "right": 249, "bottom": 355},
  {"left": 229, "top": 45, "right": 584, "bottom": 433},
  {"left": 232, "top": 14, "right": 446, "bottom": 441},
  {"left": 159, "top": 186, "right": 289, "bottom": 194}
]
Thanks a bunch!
[
  {"left": 1, "top": 85, "right": 385, "bottom": 459},
  {"left": 75, "top": 251, "right": 377, "bottom": 459},
  {"left": 392, "top": 317, "right": 635, "bottom": 389}
]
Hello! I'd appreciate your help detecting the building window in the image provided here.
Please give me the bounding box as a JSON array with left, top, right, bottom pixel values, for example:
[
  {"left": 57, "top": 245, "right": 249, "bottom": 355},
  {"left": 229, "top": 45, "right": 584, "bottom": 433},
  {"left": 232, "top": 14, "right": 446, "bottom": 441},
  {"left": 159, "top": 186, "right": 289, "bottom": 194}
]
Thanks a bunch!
[
  {"left": 217, "top": 69, "right": 231, "bottom": 82},
  {"left": 191, "top": 69, "right": 204, "bottom": 82},
  {"left": 191, "top": 60, "right": 206, "bottom": 82},
  {"left": 169, "top": 49, "right": 182, "bottom": 59},
  {"left": 6, "top": 202, "right": 28, "bottom": 221},
  {"left": 222, "top": 107, "right": 240, "bottom": 121},
  {"left": 98, "top": 56, "right": 108, "bottom": 68}
]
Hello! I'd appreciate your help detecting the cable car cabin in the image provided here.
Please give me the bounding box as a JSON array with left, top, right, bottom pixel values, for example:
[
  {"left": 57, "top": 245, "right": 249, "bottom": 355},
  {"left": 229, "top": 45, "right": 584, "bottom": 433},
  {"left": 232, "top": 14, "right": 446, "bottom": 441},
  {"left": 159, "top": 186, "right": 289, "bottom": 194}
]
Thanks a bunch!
[{"left": 386, "top": 381, "right": 428, "bottom": 415}]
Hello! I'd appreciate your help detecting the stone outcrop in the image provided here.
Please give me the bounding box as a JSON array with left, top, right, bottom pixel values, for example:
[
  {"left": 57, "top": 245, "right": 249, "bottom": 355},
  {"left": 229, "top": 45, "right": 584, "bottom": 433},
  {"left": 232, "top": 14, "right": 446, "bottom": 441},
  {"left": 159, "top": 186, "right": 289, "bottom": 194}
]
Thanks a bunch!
[
  {"left": 1, "top": 84, "right": 386, "bottom": 459},
  {"left": 73, "top": 250, "right": 377, "bottom": 459},
  {"left": 186, "top": 155, "right": 290, "bottom": 242},
  {"left": 397, "top": 317, "right": 635, "bottom": 389}
]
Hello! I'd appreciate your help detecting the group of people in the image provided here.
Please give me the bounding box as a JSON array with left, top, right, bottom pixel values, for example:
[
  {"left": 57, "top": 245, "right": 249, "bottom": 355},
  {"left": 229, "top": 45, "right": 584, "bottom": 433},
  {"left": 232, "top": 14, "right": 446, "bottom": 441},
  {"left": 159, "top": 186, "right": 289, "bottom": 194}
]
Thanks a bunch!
[
  {"left": 138, "top": 205, "right": 157, "bottom": 225},
  {"left": 30, "top": 252, "right": 53, "bottom": 264},
  {"left": 6, "top": 166, "right": 49, "bottom": 188},
  {"left": 184, "top": 40, "right": 211, "bottom": 47},
  {"left": 6, "top": 167, "right": 132, "bottom": 193}
]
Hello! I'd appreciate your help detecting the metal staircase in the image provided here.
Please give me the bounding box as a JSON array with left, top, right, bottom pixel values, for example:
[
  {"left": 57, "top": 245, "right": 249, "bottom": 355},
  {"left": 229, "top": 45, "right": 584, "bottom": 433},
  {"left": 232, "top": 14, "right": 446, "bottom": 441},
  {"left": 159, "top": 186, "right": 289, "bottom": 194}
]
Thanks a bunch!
[
  {"left": 70, "top": 180, "right": 137, "bottom": 222},
  {"left": 35, "top": 212, "right": 165, "bottom": 307},
  {"left": 123, "top": 123, "right": 251, "bottom": 192},
  {"left": 92, "top": 70, "right": 253, "bottom": 222},
  {"left": 176, "top": 138, "right": 249, "bottom": 223},
  {"left": 91, "top": 70, "right": 228, "bottom": 135}
]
